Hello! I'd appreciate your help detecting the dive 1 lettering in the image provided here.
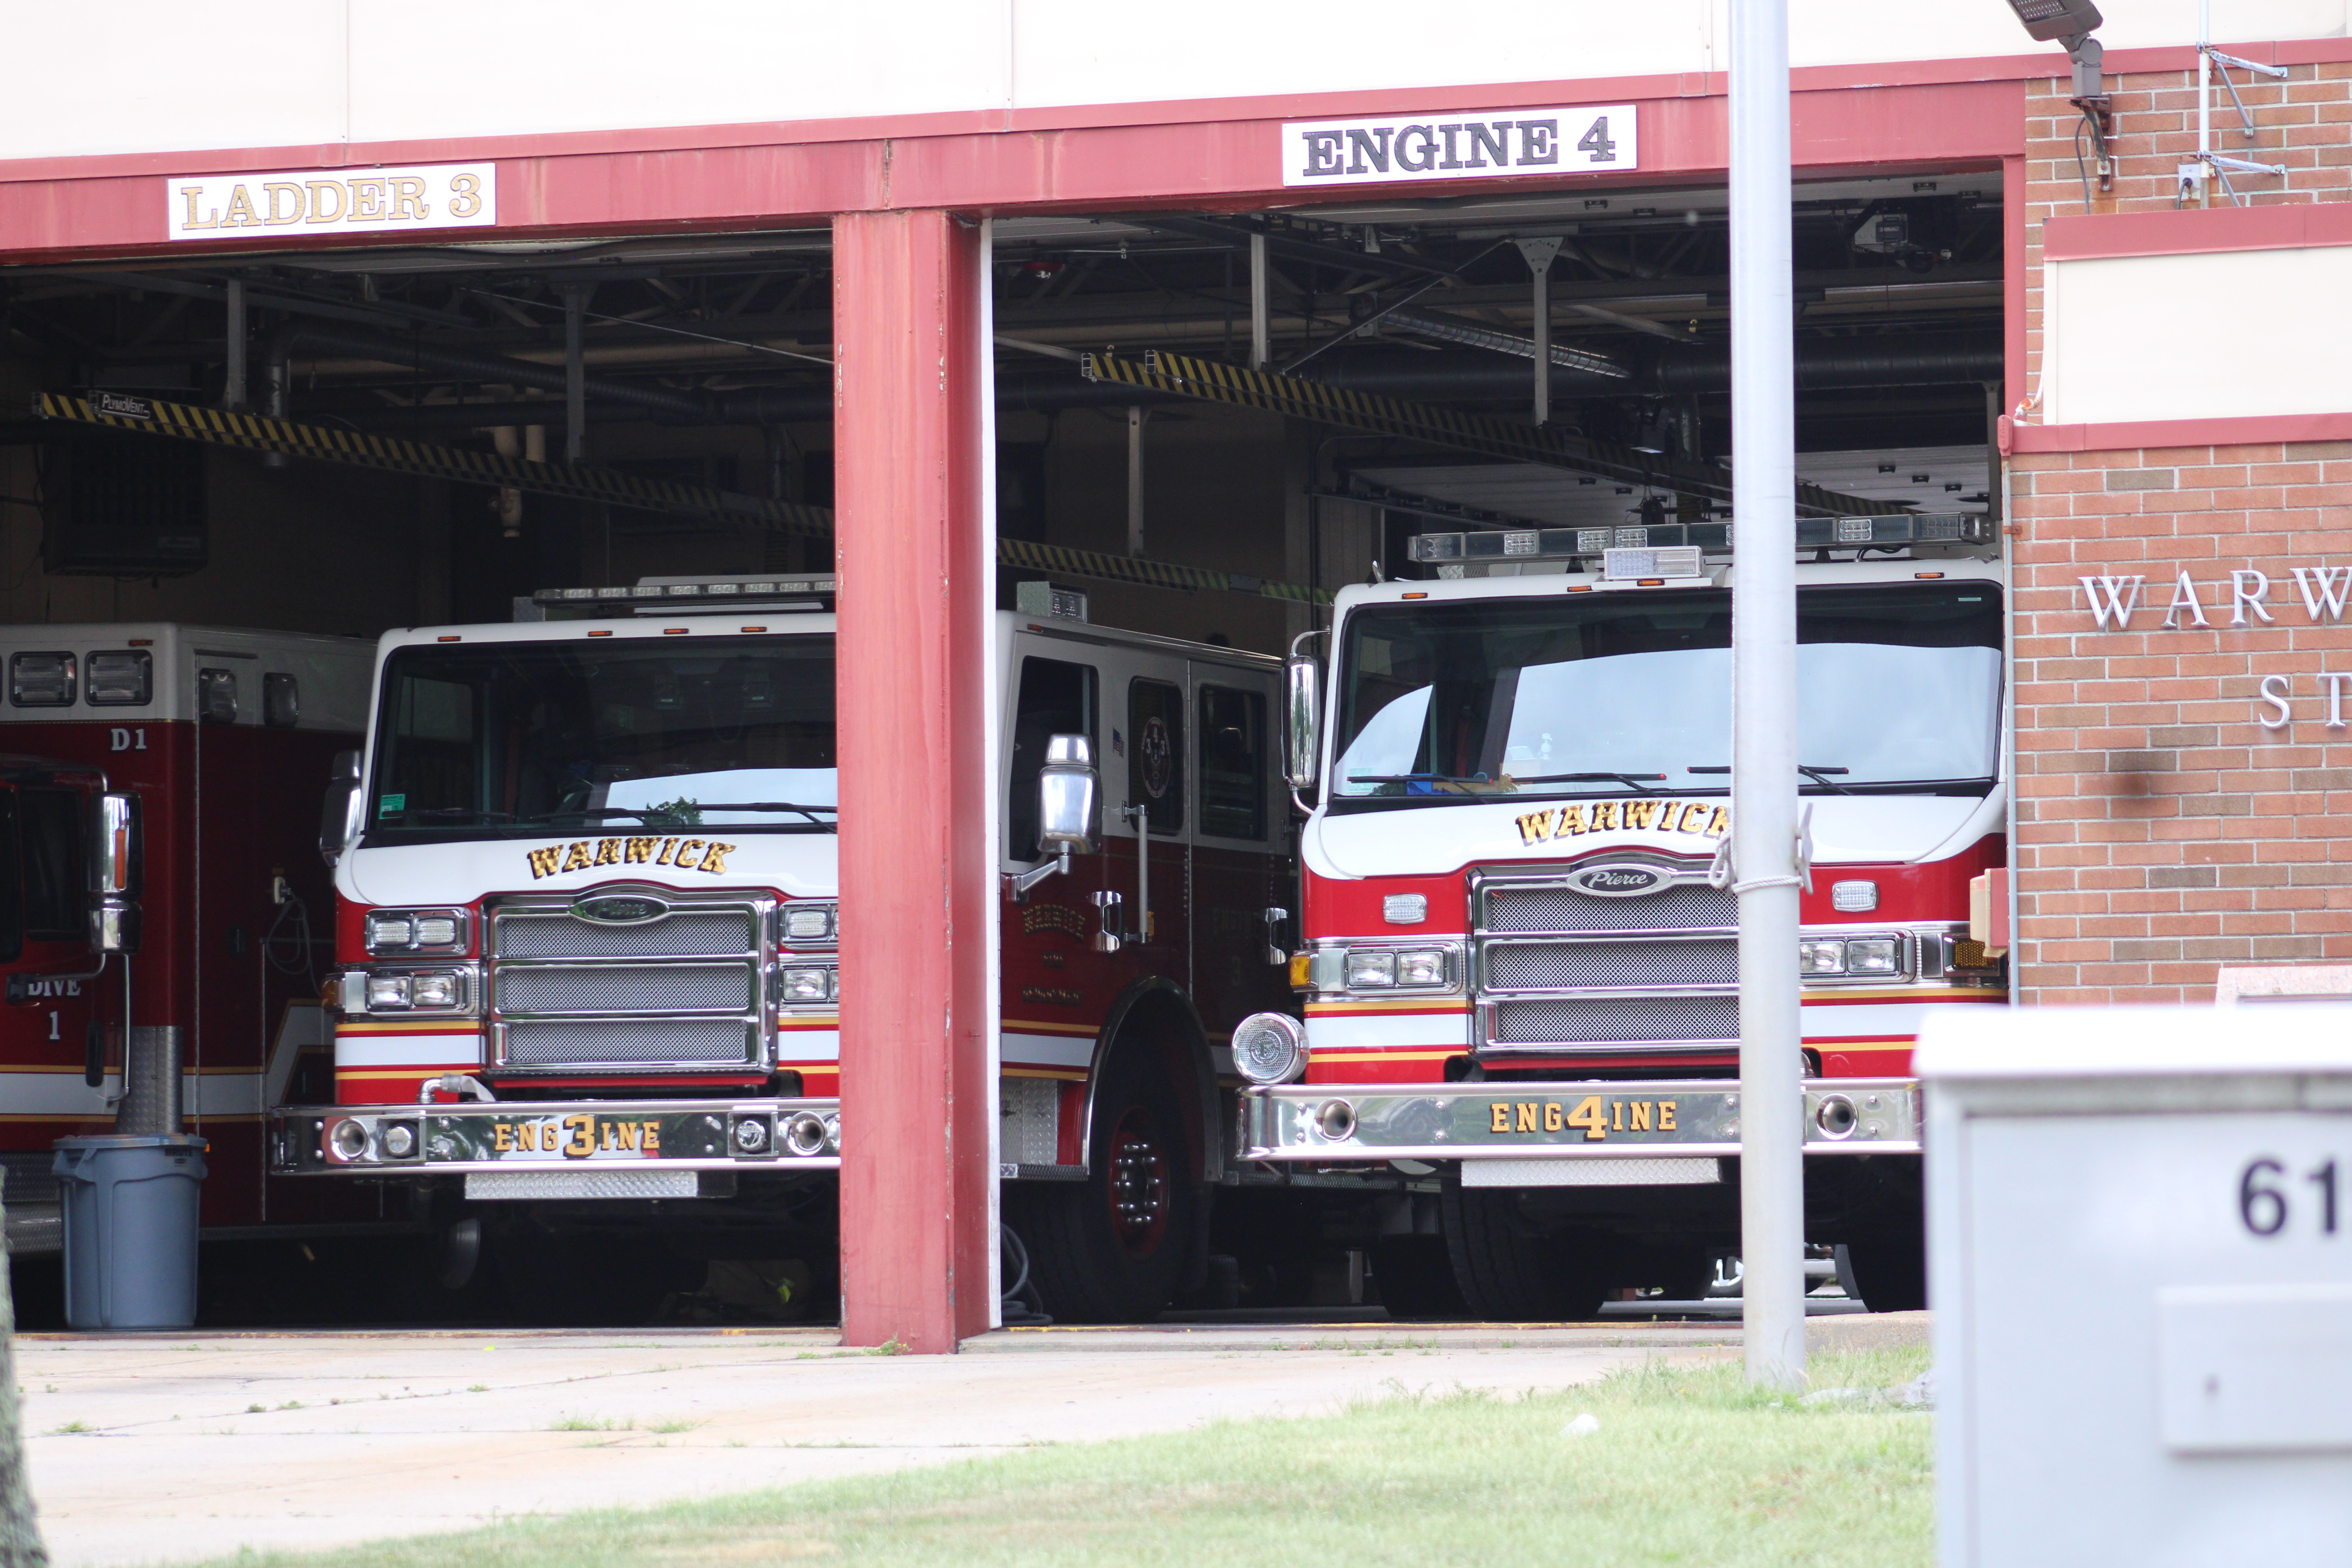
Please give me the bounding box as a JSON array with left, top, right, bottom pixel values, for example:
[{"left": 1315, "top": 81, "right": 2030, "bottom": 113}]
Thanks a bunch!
[
  {"left": 1490, "top": 1096, "right": 1678, "bottom": 1140},
  {"left": 526, "top": 837, "right": 736, "bottom": 878},
  {"left": 2238, "top": 1155, "right": 2340, "bottom": 1237},
  {"left": 1516, "top": 798, "right": 1727, "bottom": 848},
  {"left": 169, "top": 163, "right": 495, "bottom": 241}
]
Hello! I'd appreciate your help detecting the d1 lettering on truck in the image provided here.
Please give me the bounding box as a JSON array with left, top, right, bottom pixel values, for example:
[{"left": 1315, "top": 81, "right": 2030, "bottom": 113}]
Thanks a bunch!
[
  {"left": 1486, "top": 1096, "right": 1680, "bottom": 1138},
  {"left": 1515, "top": 798, "right": 1728, "bottom": 848}
]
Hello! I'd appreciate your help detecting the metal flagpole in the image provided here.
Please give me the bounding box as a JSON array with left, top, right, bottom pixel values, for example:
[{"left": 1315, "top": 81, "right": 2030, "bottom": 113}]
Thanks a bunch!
[{"left": 1729, "top": 0, "right": 1807, "bottom": 1390}]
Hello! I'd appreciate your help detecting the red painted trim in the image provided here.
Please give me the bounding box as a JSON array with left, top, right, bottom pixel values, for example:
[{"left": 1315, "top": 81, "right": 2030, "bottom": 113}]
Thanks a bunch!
[
  {"left": 0, "top": 78, "right": 2023, "bottom": 263},
  {"left": 833, "top": 209, "right": 993, "bottom": 1354},
  {"left": 2045, "top": 203, "right": 2352, "bottom": 263},
  {"left": 5, "top": 35, "right": 2329, "bottom": 193},
  {"left": 2009, "top": 411, "right": 2352, "bottom": 455},
  {"left": 2004, "top": 155, "right": 2028, "bottom": 420}
]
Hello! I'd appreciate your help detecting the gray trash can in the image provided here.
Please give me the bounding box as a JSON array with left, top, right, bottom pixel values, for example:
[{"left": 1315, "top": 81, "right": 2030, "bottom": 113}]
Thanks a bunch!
[{"left": 52, "top": 1134, "right": 206, "bottom": 1330}]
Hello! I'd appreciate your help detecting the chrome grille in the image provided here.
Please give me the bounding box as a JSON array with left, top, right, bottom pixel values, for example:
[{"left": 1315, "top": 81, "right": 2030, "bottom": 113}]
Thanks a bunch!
[
  {"left": 495, "top": 963, "right": 753, "bottom": 1016},
  {"left": 1490, "top": 995, "right": 1738, "bottom": 1045},
  {"left": 1473, "top": 866, "right": 1733, "bottom": 1058},
  {"left": 504, "top": 1019, "right": 756, "bottom": 1067},
  {"left": 486, "top": 893, "right": 769, "bottom": 1073},
  {"left": 1484, "top": 937, "right": 1738, "bottom": 992},
  {"left": 495, "top": 911, "right": 754, "bottom": 959},
  {"left": 1483, "top": 881, "right": 1735, "bottom": 933}
]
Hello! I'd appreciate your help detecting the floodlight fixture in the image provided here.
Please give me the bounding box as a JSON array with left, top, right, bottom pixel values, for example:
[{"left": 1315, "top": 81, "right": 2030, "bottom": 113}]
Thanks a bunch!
[{"left": 2005, "top": 0, "right": 2107, "bottom": 100}]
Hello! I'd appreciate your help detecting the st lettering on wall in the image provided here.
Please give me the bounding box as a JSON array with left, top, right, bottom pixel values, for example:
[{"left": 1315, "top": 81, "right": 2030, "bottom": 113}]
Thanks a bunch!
[
  {"left": 1283, "top": 105, "right": 1637, "bottom": 188},
  {"left": 169, "top": 163, "right": 497, "bottom": 241}
]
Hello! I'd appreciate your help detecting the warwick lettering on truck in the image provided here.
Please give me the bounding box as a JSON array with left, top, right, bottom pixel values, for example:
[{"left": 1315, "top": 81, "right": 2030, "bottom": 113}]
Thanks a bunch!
[
  {"left": 1233, "top": 534, "right": 2008, "bottom": 1318},
  {"left": 0, "top": 624, "right": 374, "bottom": 1265},
  {"left": 271, "top": 579, "right": 1295, "bottom": 1325}
]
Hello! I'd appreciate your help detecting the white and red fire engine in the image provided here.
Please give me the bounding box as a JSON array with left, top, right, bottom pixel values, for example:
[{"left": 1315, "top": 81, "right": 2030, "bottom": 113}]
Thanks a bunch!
[
  {"left": 0, "top": 623, "right": 371, "bottom": 1285},
  {"left": 273, "top": 577, "right": 1294, "bottom": 1322},
  {"left": 1230, "top": 517, "right": 2009, "bottom": 1318}
]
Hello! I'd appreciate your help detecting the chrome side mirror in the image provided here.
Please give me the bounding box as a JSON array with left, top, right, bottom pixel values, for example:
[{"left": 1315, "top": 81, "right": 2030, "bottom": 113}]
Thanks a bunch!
[
  {"left": 319, "top": 749, "right": 363, "bottom": 867},
  {"left": 1284, "top": 657, "right": 1321, "bottom": 792},
  {"left": 89, "top": 792, "right": 140, "bottom": 955},
  {"left": 1038, "top": 734, "right": 1098, "bottom": 857}
]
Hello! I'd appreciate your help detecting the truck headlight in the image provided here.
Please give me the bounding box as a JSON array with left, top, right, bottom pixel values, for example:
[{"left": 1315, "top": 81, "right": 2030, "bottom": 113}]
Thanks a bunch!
[
  {"left": 1345, "top": 950, "right": 1397, "bottom": 988},
  {"left": 1394, "top": 949, "right": 1448, "bottom": 987},
  {"left": 409, "top": 971, "right": 463, "bottom": 1008},
  {"left": 1844, "top": 938, "right": 1900, "bottom": 976},
  {"left": 365, "top": 973, "right": 412, "bottom": 1009},
  {"left": 780, "top": 966, "right": 836, "bottom": 1003},
  {"left": 1798, "top": 939, "right": 1846, "bottom": 975},
  {"left": 1233, "top": 1012, "right": 1307, "bottom": 1085}
]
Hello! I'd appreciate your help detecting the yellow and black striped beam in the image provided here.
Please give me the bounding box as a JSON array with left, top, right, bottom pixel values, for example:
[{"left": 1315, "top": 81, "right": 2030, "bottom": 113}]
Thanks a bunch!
[
  {"left": 44, "top": 389, "right": 1328, "bottom": 606},
  {"left": 1080, "top": 349, "right": 1884, "bottom": 519},
  {"left": 31, "top": 391, "right": 834, "bottom": 538}
]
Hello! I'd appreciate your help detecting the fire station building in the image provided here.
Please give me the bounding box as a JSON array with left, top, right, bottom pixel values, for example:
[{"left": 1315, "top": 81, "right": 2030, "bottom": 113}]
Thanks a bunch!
[{"left": 3, "top": 4, "right": 2351, "bottom": 1344}]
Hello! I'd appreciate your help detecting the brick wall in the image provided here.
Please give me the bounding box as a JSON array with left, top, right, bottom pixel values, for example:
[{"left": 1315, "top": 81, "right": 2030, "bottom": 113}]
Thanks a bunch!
[
  {"left": 2010, "top": 57, "right": 2352, "bottom": 1000},
  {"left": 2023, "top": 60, "right": 2352, "bottom": 410},
  {"left": 2011, "top": 439, "right": 2352, "bottom": 1003}
]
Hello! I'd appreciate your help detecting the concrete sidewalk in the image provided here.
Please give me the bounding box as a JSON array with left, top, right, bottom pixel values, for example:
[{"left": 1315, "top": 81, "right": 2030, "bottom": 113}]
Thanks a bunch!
[{"left": 16, "top": 1314, "right": 1923, "bottom": 1568}]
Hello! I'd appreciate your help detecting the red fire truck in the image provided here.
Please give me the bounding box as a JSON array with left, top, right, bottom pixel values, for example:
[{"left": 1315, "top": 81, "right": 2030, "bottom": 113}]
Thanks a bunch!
[
  {"left": 0, "top": 624, "right": 372, "bottom": 1287},
  {"left": 272, "top": 577, "right": 1294, "bottom": 1322},
  {"left": 1229, "top": 519, "right": 2008, "bottom": 1318}
]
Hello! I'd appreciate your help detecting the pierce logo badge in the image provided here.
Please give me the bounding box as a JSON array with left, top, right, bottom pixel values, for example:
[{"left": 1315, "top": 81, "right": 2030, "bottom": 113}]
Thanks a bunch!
[
  {"left": 1568, "top": 864, "right": 1667, "bottom": 897},
  {"left": 574, "top": 895, "right": 668, "bottom": 924}
]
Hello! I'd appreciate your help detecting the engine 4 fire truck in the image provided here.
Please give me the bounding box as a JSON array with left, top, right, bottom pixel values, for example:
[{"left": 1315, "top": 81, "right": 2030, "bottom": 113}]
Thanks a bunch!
[
  {"left": 0, "top": 624, "right": 370, "bottom": 1276},
  {"left": 1229, "top": 518, "right": 2009, "bottom": 1318},
  {"left": 273, "top": 577, "right": 1293, "bottom": 1322}
]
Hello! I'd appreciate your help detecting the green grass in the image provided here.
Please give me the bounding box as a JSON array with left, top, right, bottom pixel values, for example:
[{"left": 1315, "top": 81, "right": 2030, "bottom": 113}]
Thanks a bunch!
[{"left": 205, "top": 1347, "right": 1931, "bottom": 1568}]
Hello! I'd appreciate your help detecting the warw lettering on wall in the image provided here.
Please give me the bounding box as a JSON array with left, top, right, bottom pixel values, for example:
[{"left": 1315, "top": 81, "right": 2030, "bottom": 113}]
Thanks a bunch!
[
  {"left": 1283, "top": 106, "right": 1636, "bottom": 189},
  {"left": 169, "top": 163, "right": 495, "bottom": 241},
  {"left": 2076, "top": 566, "right": 2352, "bottom": 631}
]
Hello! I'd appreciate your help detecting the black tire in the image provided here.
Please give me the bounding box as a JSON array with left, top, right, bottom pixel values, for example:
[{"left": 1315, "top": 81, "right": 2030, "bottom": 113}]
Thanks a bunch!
[
  {"left": 1011, "top": 1040, "right": 1197, "bottom": 1323},
  {"left": 1841, "top": 1237, "right": 1928, "bottom": 1312},
  {"left": 1439, "top": 1187, "right": 1608, "bottom": 1321},
  {"left": 1370, "top": 1235, "right": 1469, "bottom": 1320}
]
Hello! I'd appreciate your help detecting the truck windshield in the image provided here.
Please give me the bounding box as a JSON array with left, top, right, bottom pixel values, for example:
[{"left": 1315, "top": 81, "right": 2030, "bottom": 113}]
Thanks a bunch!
[
  {"left": 365, "top": 635, "right": 835, "bottom": 842},
  {"left": 1330, "top": 582, "right": 2001, "bottom": 808}
]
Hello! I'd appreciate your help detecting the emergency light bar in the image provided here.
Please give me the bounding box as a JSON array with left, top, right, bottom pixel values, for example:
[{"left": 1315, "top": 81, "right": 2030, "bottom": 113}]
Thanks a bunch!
[
  {"left": 528, "top": 575, "right": 838, "bottom": 616},
  {"left": 1406, "top": 512, "right": 1990, "bottom": 565}
]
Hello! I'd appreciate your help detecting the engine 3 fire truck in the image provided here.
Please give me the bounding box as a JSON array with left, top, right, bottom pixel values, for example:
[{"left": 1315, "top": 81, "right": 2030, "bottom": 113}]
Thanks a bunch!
[
  {"left": 1229, "top": 517, "right": 2009, "bottom": 1318},
  {"left": 273, "top": 577, "right": 1293, "bottom": 1322},
  {"left": 0, "top": 623, "right": 370, "bottom": 1279}
]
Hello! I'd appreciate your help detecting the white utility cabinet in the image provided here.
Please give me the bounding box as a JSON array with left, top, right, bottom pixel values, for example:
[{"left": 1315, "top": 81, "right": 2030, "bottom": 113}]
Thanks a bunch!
[{"left": 1919, "top": 1005, "right": 2352, "bottom": 1567}]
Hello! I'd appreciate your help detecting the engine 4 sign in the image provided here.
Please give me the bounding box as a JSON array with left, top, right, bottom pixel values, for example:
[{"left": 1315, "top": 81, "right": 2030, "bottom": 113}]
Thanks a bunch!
[
  {"left": 169, "top": 162, "right": 496, "bottom": 241},
  {"left": 1283, "top": 105, "right": 1636, "bottom": 188}
]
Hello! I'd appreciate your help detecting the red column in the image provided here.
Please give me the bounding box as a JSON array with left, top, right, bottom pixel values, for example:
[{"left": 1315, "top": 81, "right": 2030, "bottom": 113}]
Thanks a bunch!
[{"left": 832, "top": 208, "right": 994, "bottom": 1352}]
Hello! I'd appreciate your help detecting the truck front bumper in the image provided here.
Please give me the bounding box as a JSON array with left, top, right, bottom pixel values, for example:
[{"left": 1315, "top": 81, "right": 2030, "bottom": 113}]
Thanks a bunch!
[
  {"left": 271, "top": 1098, "right": 842, "bottom": 1194},
  {"left": 1237, "top": 1078, "right": 1918, "bottom": 1165}
]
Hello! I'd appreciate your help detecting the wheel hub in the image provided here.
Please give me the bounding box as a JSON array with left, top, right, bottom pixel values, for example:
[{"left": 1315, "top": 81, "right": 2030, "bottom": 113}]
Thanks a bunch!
[{"left": 1106, "top": 1107, "right": 1171, "bottom": 1258}]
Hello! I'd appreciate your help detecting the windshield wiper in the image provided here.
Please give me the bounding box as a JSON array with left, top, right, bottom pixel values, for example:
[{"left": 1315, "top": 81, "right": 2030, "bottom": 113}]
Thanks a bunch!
[
  {"left": 670, "top": 802, "right": 839, "bottom": 827},
  {"left": 1346, "top": 773, "right": 1495, "bottom": 786},
  {"left": 398, "top": 808, "right": 515, "bottom": 822},
  {"left": 1688, "top": 764, "right": 1854, "bottom": 795},
  {"left": 1503, "top": 771, "right": 1668, "bottom": 793}
]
